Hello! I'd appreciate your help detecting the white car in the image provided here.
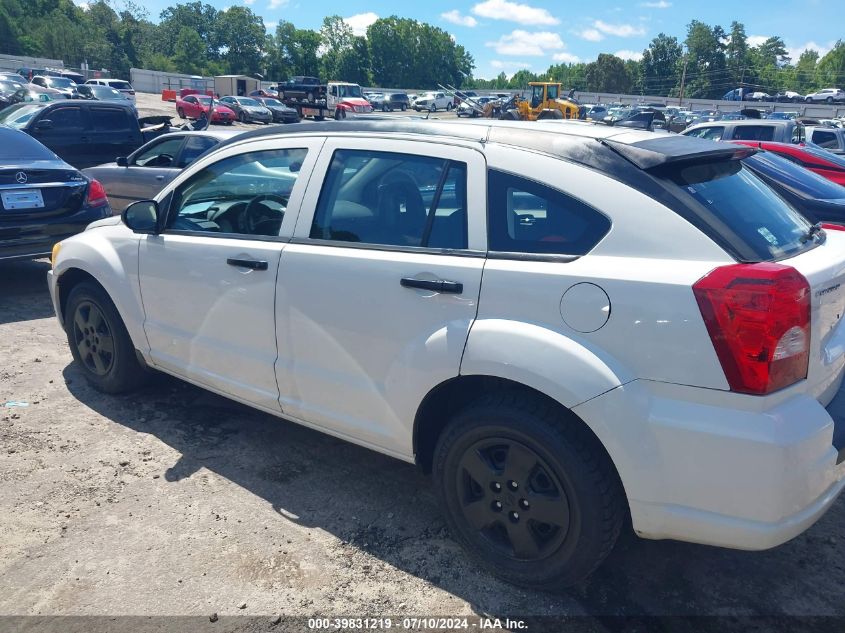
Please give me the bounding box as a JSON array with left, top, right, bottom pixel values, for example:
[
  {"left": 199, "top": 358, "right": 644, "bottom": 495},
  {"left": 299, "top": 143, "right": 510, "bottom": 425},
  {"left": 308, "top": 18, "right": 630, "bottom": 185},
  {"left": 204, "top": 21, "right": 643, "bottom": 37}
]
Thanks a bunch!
[
  {"left": 456, "top": 96, "right": 499, "bottom": 117},
  {"left": 85, "top": 78, "right": 136, "bottom": 102},
  {"left": 413, "top": 91, "right": 453, "bottom": 112},
  {"left": 48, "top": 120, "right": 845, "bottom": 588},
  {"left": 806, "top": 88, "right": 845, "bottom": 104}
]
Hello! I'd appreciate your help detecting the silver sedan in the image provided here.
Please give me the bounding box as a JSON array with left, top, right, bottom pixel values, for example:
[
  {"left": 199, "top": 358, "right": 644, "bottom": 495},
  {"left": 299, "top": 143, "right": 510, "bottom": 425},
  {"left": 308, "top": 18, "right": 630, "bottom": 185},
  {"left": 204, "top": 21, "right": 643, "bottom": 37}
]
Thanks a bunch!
[{"left": 81, "top": 130, "right": 242, "bottom": 212}]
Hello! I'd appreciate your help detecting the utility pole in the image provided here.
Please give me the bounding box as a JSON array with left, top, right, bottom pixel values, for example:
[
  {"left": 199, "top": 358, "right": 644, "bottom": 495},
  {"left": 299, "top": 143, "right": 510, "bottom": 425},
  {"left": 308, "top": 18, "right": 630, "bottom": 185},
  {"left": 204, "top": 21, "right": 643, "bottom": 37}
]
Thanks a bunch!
[{"left": 678, "top": 56, "right": 688, "bottom": 106}]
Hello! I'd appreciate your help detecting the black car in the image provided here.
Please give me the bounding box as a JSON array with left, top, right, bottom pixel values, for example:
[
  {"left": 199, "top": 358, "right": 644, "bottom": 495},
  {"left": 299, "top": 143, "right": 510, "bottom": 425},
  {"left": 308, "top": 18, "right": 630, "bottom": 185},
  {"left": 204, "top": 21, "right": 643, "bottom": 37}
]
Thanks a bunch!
[
  {"left": 76, "top": 84, "right": 137, "bottom": 115},
  {"left": 742, "top": 150, "right": 845, "bottom": 224},
  {"left": 0, "top": 100, "right": 168, "bottom": 169},
  {"left": 254, "top": 97, "right": 299, "bottom": 123},
  {"left": 369, "top": 92, "right": 410, "bottom": 112},
  {"left": 0, "top": 127, "right": 111, "bottom": 261}
]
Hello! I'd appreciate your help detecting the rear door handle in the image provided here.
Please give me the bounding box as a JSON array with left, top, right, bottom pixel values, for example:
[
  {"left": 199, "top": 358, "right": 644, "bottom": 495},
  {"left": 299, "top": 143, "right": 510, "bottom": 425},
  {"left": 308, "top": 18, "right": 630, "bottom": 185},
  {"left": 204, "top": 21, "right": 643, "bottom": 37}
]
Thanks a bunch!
[
  {"left": 400, "top": 277, "right": 463, "bottom": 294},
  {"left": 227, "top": 258, "right": 268, "bottom": 270},
  {"left": 155, "top": 175, "right": 165, "bottom": 181}
]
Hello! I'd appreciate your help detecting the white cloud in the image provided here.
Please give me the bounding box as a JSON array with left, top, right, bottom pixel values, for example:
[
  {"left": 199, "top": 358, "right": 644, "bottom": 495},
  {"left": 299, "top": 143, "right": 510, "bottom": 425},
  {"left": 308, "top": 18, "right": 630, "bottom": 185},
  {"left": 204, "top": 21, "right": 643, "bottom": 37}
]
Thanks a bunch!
[
  {"left": 785, "top": 40, "right": 834, "bottom": 61},
  {"left": 243, "top": 0, "right": 254, "bottom": 4},
  {"left": 486, "top": 29, "right": 564, "bottom": 56},
  {"left": 441, "top": 10, "right": 478, "bottom": 27},
  {"left": 265, "top": 20, "right": 278, "bottom": 29},
  {"left": 344, "top": 12, "right": 379, "bottom": 36},
  {"left": 594, "top": 20, "right": 646, "bottom": 37},
  {"left": 491, "top": 60, "right": 532, "bottom": 69},
  {"left": 268, "top": 0, "right": 288, "bottom": 8},
  {"left": 615, "top": 49, "right": 643, "bottom": 61},
  {"left": 553, "top": 52, "right": 581, "bottom": 63},
  {"left": 472, "top": 0, "right": 559, "bottom": 26},
  {"left": 577, "top": 28, "right": 604, "bottom": 42},
  {"left": 640, "top": 0, "right": 671, "bottom": 7},
  {"left": 747, "top": 35, "right": 770, "bottom": 47},
  {"left": 72, "top": 0, "right": 90, "bottom": 8}
]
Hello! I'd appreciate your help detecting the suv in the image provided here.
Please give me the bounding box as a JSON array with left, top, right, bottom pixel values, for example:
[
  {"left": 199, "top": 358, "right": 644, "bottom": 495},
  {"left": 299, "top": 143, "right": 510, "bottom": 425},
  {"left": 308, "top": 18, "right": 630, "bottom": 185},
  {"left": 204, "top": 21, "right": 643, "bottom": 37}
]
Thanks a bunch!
[
  {"left": 368, "top": 92, "right": 411, "bottom": 112},
  {"left": 48, "top": 120, "right": 845, "bottom": 589},
  {"left": 683, "top": 119, "right": 804, "bottom": 143},
  {"left": 805, "top": 88, "right": 845, "bottom": 104},
  {"left": 806, "top": 125, "right": 845, "bottom": 155},
  {"left": 85, "top": 79, "right": 136, "bottom": 103},
  {"left": 413, "top": 91, "right": 453, "bottom": 112},
  {"left": 31, "top": 75, "right": 79, "bottom": 99}
]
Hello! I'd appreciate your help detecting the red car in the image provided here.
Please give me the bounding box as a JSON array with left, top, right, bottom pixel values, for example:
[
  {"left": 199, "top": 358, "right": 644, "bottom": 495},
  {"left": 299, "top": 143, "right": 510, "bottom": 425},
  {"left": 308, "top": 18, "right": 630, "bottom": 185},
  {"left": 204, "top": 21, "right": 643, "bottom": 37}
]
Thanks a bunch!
[
  {"left": 731, "top": 140, "right": 845, "bottom": 186},
  {"left": 175, "top": 94, "right": 236, "bottom": 125}
]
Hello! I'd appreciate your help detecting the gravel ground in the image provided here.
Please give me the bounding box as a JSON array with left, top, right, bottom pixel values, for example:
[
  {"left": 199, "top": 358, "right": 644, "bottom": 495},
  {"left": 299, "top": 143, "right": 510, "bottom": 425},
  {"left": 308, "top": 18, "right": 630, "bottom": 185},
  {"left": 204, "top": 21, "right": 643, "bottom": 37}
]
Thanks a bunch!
[{"left": 1, "top": 254, "right": 844, "bottom": 626}]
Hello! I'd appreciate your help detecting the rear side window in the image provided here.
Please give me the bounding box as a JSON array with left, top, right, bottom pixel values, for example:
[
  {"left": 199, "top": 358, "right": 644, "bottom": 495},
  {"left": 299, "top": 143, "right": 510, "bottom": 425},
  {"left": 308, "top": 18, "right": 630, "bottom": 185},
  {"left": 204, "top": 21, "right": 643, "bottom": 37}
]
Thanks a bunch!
[
  {"left": 665, "top": 161, "right": 812, "bottom": 260},
  {"left": 92, "top": 107, "right": 131, "bottom": 131},
  {"left": 812, "top": 130, "right": 838, "bottom": 149},
  {"left": 487, "top": 170, "right": 611, "bottom": 255},
  {"left": 310, "top": 149, "right": 468, "bottom": 250},
  {"left": 109, "top": 81, "right": 132, "bottom": 91},
  {"left": 686, "top": 126, "right": 724, "bottom": 140},
  {"left": 177, "top": 136, "right": 219, "bottom": 168},
  {"left": 731, "top": 126, "right": 775, "bottom": 141}
]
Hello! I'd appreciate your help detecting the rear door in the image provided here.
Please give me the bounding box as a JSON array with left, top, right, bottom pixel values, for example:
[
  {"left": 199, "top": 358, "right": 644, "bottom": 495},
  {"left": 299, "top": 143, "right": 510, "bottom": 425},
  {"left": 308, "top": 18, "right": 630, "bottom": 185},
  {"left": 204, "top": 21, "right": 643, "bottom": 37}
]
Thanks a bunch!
[
  {"left": 275, "top": 137, "right": 486, "bottom": 456},
  {"left": 89, "top": 105, "right": 139, "bottom": 167}
]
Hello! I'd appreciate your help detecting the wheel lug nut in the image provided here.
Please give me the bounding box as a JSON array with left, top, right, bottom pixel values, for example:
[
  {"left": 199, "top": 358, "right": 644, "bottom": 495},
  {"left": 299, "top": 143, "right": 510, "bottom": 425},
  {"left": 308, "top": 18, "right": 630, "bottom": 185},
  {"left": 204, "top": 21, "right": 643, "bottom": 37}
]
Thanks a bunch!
[
  {"left": 491, "top": 500, "right": 503, "bottom": 512},
  {"left": 490, "top": 482, "right": 502, "bottom": 493},
  {"left": 519, "top": 499, "right": 529, "bottom": 510},
  {"left": 509, "top": 511, "right": 519, "bottom": 522},
  {"left": 508, "top": 480, "right": 518, "bottom": 491}
]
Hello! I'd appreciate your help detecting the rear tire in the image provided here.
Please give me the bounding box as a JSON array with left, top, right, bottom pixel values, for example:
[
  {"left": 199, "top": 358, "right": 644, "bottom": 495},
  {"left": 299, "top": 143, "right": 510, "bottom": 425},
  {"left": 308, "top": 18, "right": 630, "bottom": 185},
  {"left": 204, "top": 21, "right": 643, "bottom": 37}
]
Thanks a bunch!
[
  {"left": 401, "top": 104, "right": 407, "bottom": 111},
  {"left": 177, "top": 107, "right": 185, "bottom": 119},
  {"left": 826, "top": 97, "right": 834, "bottom": 104},
  {"left": 65, "top": 282, "right": 148, "bottom": 394},
  {"left": 433, "top": 392, "right": 625, "bottom": 589}
]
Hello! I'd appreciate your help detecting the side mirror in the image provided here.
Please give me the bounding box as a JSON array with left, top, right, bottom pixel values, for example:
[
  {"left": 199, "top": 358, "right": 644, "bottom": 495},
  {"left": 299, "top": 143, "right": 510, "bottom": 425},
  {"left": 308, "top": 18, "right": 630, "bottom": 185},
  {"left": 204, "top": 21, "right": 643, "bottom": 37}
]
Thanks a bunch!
[
  {"left": 34, "top": 119, "right": 53, "bottom": 131},
  {"left": 116, "top": 156, "right": 128, "bottom": 167},
  {"left": 122, "top": 199, "right": 159, "bottom": 234}
]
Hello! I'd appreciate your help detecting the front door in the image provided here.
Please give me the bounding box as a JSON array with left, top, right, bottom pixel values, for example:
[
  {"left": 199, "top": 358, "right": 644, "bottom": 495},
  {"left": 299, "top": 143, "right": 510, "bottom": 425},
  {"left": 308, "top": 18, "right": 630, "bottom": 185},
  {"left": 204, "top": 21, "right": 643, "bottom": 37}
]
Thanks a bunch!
[
  {"left": 276, "top": 138, "right": 487, "bottom": 456},
  {"left": 30, "top": 104, "right": 88, "bottom": 167},
  {"left": 138, "top": 137, "right": 324, "bottom": 410}
]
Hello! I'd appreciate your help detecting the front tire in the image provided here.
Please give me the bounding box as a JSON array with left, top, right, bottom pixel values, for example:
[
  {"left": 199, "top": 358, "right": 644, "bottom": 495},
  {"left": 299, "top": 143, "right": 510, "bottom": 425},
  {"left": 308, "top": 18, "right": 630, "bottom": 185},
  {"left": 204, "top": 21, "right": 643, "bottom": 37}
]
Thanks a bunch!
[
  {"left": 335, "top": 108, "right": 346, "bottom": 120},
  {"left": 177, "top": 107, "right": 185, "bottom": 119},
  {"left": 65, "top": 282, "right": 147, "bottom": 394},
  {"left": 430, "top": 104, "right": 437, "bottom": 112},
  {"left": 433, "top": 392, "right": 625, "bottom": 589}
]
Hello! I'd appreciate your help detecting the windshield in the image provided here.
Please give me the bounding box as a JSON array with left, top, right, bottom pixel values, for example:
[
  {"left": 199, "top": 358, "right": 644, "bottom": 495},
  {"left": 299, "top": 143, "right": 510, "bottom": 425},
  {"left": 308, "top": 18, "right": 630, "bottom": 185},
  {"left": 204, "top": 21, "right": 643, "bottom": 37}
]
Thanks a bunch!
[
  {"left": 108, "top": 81, "right": 132, "bottom": 90},
  {"left": 47, "top": 77, "right": 75, "bottom": 88},
  {"left": 338, "top": 85, "right": 362, "bottom": 98},
  {"left": 665, "top": 160, "right": 813, "bottom": 260},
  {"left": 238, "top": 98, "right": 261, "bottom": 106},
  {"left": 92, "top": 86, "right": 122, "bottom": 99},
  {"left": 0, "top": 104, "right": 44, "bottom": 129},
  {"left": 745, "top": 152, "right": 845, "bottom": 201}
]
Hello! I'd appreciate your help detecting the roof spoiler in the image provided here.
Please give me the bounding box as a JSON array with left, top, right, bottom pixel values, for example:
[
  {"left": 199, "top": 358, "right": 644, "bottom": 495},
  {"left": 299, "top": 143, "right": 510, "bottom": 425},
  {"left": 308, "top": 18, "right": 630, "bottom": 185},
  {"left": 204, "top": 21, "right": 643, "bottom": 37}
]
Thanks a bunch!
[{"left": 601, "top": 135, "right": 756, "bottom": 170}]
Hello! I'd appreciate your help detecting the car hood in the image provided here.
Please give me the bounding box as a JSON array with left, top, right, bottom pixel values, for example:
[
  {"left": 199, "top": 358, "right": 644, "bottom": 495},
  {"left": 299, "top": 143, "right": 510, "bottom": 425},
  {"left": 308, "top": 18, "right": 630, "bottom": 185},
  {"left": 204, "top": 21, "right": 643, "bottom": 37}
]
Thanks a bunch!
[{"left": 340, "top": 98, "right": 370, "bottom": 107}]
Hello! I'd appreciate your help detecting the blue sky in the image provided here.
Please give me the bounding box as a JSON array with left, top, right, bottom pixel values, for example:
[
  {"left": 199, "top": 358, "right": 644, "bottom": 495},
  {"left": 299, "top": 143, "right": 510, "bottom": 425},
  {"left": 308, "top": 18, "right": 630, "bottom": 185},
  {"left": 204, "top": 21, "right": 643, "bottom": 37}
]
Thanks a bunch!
[{"left": 123, "top": 0, "right": 839, "bottom": 79}]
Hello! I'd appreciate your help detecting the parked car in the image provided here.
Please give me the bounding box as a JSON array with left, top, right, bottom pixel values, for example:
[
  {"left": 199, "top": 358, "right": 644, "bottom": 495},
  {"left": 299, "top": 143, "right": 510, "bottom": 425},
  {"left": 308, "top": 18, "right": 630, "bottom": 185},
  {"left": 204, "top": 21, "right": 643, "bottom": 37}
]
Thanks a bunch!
[
  {"left": 76, "top": 83, "right": 134, "bottom": 109},
  {"left": 248, "top": 88, "right": 280, "bottom": 100},
  {"left": 805, "top": 126, "right": 845, "bottom": 155},
  {"left": 81, "top": 129, "right": 242, "bottom": 212},
  {"left": 217, "top": 96, "right": 273, "bottom": 124},
  {"left": 683, "top": 119, "right": 804, "bottom": 143},
  {"left": 0, "top": 79, "right": 26, "bottom": 108},
  {"left": 277, "top": 76, "right": 323, "bottom": 102},
  {"left": 731, "top": 140, "right": 845, "bottom": 186},
  {"left": 254, "top": 97, "right": 299, "bottom": 123},
  {"left": 0, "top": 100, "right": 172, "bottom": 169},
  {"left": 774, "top": 91, "right": 804, "bottom": 103},
  {"left": 767, "top": 111, "right": 799, "bottom": 120},
  {"left": 85, "top": 79, "right": 136, "bottom": 103},
  {"left": 16, "top": 67, "right": 52, "bottom": 81},
  {"left": 805, "top": 88, "right": 845, "bottom": 104},
  {"left": 413, "top": 91, "right": 452, "bottom": 112},
  {"left": 4, "top": 86, "right": 60, "bottom": 107},
  {"left": 0, "top": 72, "right": 26, "bottom": 85},
  {"left": 454, "top": 90, "right": 477, "bottom": 106},
  {"left": 741, "top": 149, "right": 845, "bottom": 225},
  {"left": 368, "top": 92, "right": 411, "bottom": 112},
  {"left": 745, "top": 91, "right": 771, "bottom": 102},
  {"left": 456, "top": 96, "right": 499, "bottom": 118},
  {"left": 31, "top": 76, "right": 79, "bottom": 99},
  {"left": 48, "top": 119, "right": 845, "bottom": 589},
  {"left": 0, "top": 126, "right": 110, "bottom": 260},
  {"left": 175, "top": 94, "right": 235, "bottom": 125}
]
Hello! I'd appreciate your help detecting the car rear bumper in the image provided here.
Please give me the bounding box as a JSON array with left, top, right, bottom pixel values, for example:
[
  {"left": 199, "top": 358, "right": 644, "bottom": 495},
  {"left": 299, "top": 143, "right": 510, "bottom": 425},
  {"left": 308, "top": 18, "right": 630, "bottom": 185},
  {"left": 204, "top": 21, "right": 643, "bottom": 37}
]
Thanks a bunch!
[
  {"left": 0, "top": 204, "right": 111, "bottom": 261},
  {"left": 573, "top": 375, "right": 845, "bottom": 551}
]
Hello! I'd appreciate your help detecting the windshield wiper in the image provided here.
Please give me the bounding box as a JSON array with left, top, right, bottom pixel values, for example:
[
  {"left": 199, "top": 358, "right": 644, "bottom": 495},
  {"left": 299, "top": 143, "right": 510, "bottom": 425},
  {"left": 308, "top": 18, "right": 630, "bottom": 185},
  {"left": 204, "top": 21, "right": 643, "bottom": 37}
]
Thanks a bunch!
[{"left": 800, "top": 222, "right": 826, "bottom": 244}]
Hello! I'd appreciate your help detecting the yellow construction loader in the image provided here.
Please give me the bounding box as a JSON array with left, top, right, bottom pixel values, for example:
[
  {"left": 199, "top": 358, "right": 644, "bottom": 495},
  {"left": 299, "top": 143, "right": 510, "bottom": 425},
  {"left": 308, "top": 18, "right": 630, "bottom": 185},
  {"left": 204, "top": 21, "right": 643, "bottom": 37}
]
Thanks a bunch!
[{"left": 443, "top": 82, "right": 579, "bottom": 121}]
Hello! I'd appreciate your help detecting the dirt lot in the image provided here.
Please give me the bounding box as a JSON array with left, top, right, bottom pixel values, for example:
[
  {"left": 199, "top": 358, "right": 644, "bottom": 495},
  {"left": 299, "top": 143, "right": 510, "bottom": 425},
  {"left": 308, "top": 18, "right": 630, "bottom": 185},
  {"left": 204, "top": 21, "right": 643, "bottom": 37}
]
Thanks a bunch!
[{"left": 1, "top": 257, "right": 844, "bottom": 626}]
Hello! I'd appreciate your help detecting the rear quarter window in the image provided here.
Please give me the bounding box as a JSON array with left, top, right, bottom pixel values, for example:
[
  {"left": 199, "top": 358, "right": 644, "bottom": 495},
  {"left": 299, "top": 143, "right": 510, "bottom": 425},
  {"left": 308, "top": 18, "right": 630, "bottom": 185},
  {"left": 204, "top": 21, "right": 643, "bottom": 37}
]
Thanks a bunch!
[
  {"left": 487, "top": 170, "right": 611, "bottom": 256},
  {"left": 731, "top": 125, "right": 776, "bottom": 141}
]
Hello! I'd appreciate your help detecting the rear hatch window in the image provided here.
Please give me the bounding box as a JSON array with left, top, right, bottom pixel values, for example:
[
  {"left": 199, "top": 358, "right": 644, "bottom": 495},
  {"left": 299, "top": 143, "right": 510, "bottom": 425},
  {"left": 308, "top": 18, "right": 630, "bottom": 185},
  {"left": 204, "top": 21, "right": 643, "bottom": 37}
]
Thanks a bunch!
[{"left": 664, "top": 160, "right": 814, "bottom": 261}]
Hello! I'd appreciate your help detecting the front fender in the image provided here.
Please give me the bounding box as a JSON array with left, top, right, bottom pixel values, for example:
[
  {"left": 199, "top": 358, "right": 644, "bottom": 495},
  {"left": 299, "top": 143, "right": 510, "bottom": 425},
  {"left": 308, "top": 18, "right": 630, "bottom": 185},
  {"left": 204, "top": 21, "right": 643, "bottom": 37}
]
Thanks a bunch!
[
  {"left": 53, "top": 225, "right": 147, "bottom": 355},
  {"left": 460, "top": 319, "right": 633, "bottom": 408}
]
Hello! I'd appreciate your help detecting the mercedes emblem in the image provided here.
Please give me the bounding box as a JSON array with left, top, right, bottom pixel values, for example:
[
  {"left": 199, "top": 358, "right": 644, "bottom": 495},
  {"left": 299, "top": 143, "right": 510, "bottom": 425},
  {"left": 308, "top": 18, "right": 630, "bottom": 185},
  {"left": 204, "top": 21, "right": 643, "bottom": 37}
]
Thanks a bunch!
[{"left": 15, "top": 171, "right": 27, "bottom": 184}]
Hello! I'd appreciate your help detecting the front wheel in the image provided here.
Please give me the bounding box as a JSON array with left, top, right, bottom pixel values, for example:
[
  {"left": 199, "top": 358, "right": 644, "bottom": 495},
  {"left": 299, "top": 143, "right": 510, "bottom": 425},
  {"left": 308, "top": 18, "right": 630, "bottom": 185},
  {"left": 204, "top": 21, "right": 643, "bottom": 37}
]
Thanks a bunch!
[
  {"left": 826, "top": 97, "right": 834, "bottom": 104},
  {"left": 430, "top": 104, "right": 437, "bottom": 112},
  {"left": 177, "top": 107, "right": 185, "bottom": 119},
  {"left": 65, "top": 282, "right": 148, "bottom": 394},
  {"left": 239, "top": 111, "right": 246, "bottom": 123},
  {"left": 433, "top": 392, "right": 625, "bottom": 588},
  {"left": 335, "top": 108, "right": 346, "bottom": 120},
  {"left": 401, "top": 104, "right": 407, "bottom": 111},
  {"left": 447, "top": 103, "right": 453, "bottom": 111}
]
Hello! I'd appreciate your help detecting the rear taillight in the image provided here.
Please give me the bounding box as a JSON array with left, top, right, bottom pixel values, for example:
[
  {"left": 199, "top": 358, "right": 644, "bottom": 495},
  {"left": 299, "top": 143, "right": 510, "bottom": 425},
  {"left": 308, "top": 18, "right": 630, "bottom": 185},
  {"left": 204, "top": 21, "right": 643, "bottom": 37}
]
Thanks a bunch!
[
  {"left": 693, "top": 263, "right": 810, "bottom": 395},
  {"left": 86, "top": 179, "right": 108, "bottom": 208},
  {"left": 821, "top": 223, "right": 845, "bottom": 232}
]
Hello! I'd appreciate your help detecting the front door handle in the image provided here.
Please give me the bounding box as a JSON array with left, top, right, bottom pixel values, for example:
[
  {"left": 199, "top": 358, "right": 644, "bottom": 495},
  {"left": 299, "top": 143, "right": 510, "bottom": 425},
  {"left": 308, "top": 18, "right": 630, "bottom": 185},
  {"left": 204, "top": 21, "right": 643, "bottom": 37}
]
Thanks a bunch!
[
  {"left": 400, "top": 277, "right": 463, "bottom": 294},
  {"left": 155, "top": 175, "right": 165, "bottom": 181},
  {"left": 227, "top": 258, "right": 268, "bottom": 270}
]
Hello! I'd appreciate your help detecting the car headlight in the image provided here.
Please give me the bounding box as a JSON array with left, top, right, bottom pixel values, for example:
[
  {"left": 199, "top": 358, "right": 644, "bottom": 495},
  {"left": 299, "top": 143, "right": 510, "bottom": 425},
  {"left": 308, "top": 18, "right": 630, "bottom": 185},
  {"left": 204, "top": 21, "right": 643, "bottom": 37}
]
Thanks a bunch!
[{"left": 51, "top": 242, "right": 61, "bottom": 268}]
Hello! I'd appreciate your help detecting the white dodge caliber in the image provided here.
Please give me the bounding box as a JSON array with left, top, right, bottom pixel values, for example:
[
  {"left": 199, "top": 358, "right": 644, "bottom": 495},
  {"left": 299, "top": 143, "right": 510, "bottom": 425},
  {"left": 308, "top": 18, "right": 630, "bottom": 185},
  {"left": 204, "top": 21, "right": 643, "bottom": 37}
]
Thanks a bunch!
[{"left": 48, "top": 119, "right": 845, "bottom": 588}]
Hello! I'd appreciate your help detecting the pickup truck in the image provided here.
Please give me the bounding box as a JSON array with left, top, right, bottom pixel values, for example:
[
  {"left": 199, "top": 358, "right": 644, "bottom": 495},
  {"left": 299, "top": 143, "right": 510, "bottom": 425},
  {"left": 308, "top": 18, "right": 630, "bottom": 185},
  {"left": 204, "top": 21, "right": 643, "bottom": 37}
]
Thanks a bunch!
[
  {"left": 682, "top": 119, "right": 804, "bottom": 144},
  {"left": 277, "top": 76, "right": 325, "bottom": 102},
  {"left": 0, "top": 100, "right": 173, "bottom": 169},
  {"left": 806, "top": 126, "right": 845, "bottom": 155}
]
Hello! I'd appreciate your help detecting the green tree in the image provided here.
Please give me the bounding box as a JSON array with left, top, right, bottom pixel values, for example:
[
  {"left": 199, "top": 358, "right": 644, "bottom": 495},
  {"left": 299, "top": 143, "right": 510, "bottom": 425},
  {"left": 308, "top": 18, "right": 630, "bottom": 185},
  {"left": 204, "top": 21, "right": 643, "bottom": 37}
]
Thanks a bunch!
[
  {"left": 683, "top": 20, "right": 728, "bottom": 98},
  {"left": 725, "top": 21, "right": 749, "bottom": 86},
  {"left": 641, "top": 33, "right": 682, "bottom": 95},
  {"left": 173, "top": 27, "right": 205, "bottom": 75},
  {"left": 585, "top": 54, "right": 631, "bottom": 93},
  {"left": 215, "top": 7, "right": 266, "bottom": 75},
  {"left": 816, "top": 40, "right": 845, "bottom": 89}
]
